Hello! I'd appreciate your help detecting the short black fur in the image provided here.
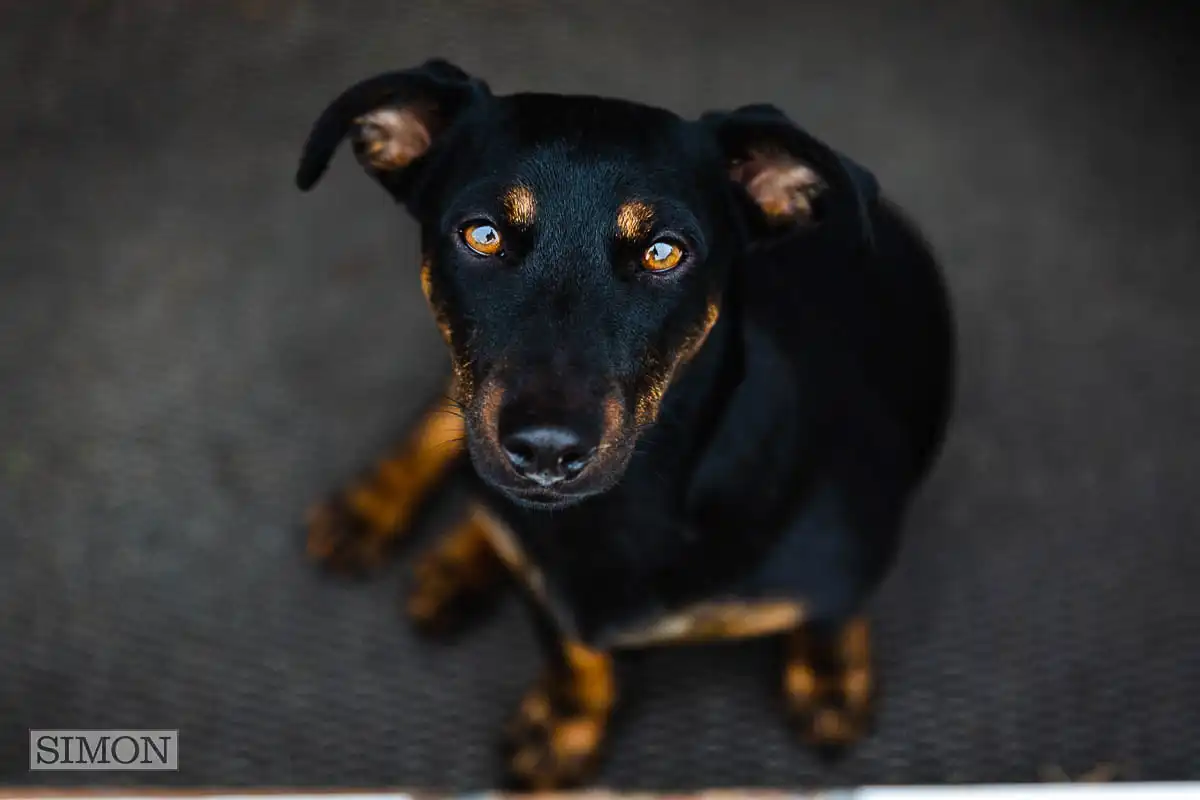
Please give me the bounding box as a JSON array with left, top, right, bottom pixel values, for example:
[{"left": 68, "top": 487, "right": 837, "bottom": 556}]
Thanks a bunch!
[{"left": 297, "top": 57, "right": 955, "bottom": 774}]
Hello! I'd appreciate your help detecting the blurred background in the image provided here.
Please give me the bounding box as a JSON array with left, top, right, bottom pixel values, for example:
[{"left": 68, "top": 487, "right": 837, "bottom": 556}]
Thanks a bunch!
[{"left": 1, "top": 0, "right": 1198, "bottom": 791}]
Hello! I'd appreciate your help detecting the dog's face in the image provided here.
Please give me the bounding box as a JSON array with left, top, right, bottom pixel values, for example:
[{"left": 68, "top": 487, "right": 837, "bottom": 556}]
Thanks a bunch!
[{"left": 297, "top": 60, "right": 873, "bottom": 509}]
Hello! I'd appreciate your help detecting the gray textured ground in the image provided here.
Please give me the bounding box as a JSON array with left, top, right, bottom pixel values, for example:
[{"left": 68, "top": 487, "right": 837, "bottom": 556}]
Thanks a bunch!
[{"left": 2, "top": 0, "right": 1198, "bottom": 790}]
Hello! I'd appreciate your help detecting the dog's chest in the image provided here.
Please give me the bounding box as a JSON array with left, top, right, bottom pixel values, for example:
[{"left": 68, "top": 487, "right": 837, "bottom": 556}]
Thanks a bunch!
[{"left": 472, "top": 493, "right": 804, "bottom": 649}]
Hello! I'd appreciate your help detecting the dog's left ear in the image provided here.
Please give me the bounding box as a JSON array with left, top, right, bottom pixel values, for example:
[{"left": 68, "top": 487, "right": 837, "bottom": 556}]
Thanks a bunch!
[
  {"left": 701, "top": 104, "right": 878, "bottom": 246},
  {"left": 295, "top": 58, "right": 490, "bottom": 203}
]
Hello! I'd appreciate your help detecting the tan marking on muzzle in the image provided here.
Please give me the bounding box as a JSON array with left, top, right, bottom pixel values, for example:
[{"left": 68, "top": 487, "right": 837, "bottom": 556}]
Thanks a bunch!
[
  {"left": 420, "top": 261, "right": 452, "bottom": 343},
  {"left": 633, "top": 300, "right": 721, "bottom": 428},
  {"left": 477, "top": 376, "right": 504, "bottom": 442},
  {"left": 634, "top": 373, "right": 669, "bottom": 428},
  {"left": 602, "top": 393, "right": 626, "bottom": 442},
  {"left": 449, "top": 359, "right": 474, "bottom": 407},
  {"left": 421, "top": 261, "right": 473, "bottom": 405},
  {"left": 679, "top": 301, "right": 720, "bottom": 365}
]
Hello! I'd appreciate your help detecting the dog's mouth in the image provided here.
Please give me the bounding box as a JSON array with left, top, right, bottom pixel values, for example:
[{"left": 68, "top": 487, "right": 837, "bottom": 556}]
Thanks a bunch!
[{"left": 501, "top": 484, "right": 598, "bottom": 511}]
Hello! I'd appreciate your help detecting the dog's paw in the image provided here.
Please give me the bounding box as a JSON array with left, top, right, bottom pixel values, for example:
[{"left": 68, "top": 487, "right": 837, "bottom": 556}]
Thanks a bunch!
[
  {"left": 783, "top": 617, "right": 875, "bottom": 760},
  {"left": 305, "top": 494, "right": 400, "bottom": 575},
  {"left": 502, "top": 678, "right": 609, "bottom": 791},
  {"left": 405, "top": 524, "right": 503, "bottom": 635},
  {"left": 305, "top": 406, "right": 465, "bottom": 576}
]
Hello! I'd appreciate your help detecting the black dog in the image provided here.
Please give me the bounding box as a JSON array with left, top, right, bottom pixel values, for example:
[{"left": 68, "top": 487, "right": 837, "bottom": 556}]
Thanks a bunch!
[{"left": 296, "top": 58, "right": 955, "bottom": 789}]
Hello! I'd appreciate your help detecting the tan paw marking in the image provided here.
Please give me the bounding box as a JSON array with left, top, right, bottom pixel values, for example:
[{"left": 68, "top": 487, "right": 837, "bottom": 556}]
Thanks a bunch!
[
  {"left": 503, "top": 644, "right": 615, "bottom": 790},
  {"left": 406, "top": 510, "right": 504, "bottom": 634},
  {"left": 784, "top": 616, "right": 876, "bottom": 755},
  {"left": 304, "top": 402, "right": 464, "bottom": 575}
]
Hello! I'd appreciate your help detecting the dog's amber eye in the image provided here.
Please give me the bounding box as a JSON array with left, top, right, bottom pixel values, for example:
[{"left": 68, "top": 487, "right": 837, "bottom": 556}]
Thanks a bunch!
[
  {"left": 642, "top": 240, "right": 683, "bottom": 272},
  {"left": 463, "top": 223, "right": 503, "bottom": 256}
]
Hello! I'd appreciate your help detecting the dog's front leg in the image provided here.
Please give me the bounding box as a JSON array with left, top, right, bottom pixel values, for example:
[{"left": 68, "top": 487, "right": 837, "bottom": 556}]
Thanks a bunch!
[
  {"left": 405, "top": 503, "right": 508, "bottom": 634},
  {"left": 306, "top": 396, "right": 464, "bottom": 574},
  {"left": 783, "top": 615, "right": 876, "bottom": 759},
  {"left": 504, "top": 634, "right": 617, "bottom": 790}
]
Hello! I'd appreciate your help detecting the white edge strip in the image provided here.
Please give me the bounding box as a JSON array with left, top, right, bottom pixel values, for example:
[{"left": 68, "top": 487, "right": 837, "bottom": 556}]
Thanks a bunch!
[{"left": 6, "top": 787, "right": 1200, "bottom": 800}]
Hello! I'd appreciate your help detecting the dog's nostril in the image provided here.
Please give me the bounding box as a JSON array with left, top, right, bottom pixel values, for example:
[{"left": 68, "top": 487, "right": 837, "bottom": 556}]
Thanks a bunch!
[
  {"left": 500, "top": 425, "right": 595, "bottom": 484},
  {"left": 502, "top": 439, "right": 537, "bottom": 472},
  {"left": 559, "top": 447, "right": 594, "bottom": 479}
]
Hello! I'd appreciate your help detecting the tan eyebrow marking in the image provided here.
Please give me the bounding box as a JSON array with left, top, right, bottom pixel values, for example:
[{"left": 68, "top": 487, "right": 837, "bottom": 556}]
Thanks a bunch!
[
  {"left": 503, "top": 185, "right": 537, "bottom": 227},
  {"left": 616, "top": 201, "right": 654, "bottom": 240}
]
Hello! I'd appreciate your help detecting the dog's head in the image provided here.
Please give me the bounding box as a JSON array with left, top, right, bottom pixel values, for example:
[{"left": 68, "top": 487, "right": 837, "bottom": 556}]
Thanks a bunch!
[{"left": 297, "top": 59, "right": 876, "bottom": 509}]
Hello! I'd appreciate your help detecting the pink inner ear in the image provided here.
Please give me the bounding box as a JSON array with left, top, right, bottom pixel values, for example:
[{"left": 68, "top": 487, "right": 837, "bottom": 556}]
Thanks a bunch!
[
  {"left": 730, "top": 149, "right": 825, "bottom": 222},
  {"left": 354, "top": 107, "right": 433, "bottom": 171}
]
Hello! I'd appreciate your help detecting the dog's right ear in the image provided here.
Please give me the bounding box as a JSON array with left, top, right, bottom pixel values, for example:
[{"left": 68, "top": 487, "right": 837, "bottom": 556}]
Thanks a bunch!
[
  {"left": 295, "top": 59, "right": 489, "bottom": 202},
  {"left": 700, "top": 103, "right": 878, "bottom": 250}
]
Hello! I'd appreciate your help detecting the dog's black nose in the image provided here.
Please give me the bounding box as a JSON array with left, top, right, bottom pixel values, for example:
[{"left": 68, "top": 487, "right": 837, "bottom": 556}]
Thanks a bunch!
[{"left": 501, "top": 425, "right": 595, "bottom": 486}]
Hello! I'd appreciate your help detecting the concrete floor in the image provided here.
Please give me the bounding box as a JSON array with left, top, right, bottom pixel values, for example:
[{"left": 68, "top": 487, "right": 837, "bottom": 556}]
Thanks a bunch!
[{"left": 1, "top": 0, "right": 1198, "bottom": 789}]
